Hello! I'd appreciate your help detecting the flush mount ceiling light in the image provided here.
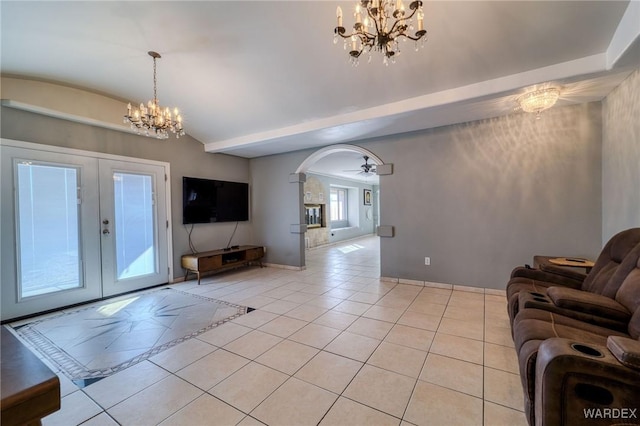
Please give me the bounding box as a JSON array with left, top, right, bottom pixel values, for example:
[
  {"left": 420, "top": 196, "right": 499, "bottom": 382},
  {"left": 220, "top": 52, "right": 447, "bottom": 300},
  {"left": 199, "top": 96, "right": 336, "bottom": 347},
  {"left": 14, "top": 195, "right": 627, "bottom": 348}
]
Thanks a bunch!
[
  {"left": 517, "top": 87, "right": 561, "bottom": 119},
  {"left": 334, "top": 0, "right": 427, "bottom": 66},
  {"left": 124, "top": 51, "right": 185, "bottom": 139}
]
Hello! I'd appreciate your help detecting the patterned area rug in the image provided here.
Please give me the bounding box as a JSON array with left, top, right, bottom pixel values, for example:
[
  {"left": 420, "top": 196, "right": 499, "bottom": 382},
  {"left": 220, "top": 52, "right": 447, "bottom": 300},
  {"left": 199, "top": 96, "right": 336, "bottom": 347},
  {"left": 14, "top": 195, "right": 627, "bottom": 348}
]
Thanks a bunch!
[{"left": 13, "top": 287, "right": 251, "bottom": 386}]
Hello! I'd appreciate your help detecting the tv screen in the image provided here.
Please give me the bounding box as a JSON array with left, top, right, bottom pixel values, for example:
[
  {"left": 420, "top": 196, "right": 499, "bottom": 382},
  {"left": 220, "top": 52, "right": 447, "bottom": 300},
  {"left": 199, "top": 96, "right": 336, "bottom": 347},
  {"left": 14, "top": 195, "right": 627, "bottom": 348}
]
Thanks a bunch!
[{"left": 182, "top": 177, "right": 249, "bottom": 224}]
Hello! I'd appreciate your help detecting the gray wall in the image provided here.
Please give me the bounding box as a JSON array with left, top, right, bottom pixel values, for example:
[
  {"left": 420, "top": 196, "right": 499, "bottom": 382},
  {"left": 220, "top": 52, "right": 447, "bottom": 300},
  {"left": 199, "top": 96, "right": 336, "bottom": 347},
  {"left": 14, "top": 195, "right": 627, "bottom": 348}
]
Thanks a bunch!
[
  {"left": 307, "top": 173, "right": 376, "bottom": 244},
  {"left": 0, "top": 107, "right": 252, "bottom": 280},
  {"left": 602, "top": 68, "right": 640, "bottom": 242},
  {"left": 250, "top": 152, "right": 310, "bottom": 267},
  {"left": 368, "top": 102, "right": 603, "bottom": 288},
  {"left": 247, "top": 102, "right": 604, "bottom": 290}
]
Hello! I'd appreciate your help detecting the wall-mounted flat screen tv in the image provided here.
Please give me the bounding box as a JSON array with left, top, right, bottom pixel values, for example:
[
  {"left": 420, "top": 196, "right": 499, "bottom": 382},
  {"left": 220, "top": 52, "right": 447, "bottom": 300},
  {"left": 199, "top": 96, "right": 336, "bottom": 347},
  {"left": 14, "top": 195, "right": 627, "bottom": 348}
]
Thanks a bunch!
[{"left": 183, "top": 177, "right": 249, "bottom": 224}]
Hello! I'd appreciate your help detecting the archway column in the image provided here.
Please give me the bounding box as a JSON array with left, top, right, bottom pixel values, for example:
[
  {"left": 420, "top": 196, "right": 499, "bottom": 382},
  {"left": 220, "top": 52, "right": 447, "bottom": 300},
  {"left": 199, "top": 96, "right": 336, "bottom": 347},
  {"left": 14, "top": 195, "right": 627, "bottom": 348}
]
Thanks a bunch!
[{"left": 289, "top": 172, "right": 308, "bottom": 235}]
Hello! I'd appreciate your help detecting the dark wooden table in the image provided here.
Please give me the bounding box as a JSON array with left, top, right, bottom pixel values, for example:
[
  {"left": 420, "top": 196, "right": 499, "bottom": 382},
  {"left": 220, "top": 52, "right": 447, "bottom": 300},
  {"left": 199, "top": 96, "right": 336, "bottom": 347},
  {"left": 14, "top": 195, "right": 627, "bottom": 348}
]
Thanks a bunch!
[{"left": 1, "top": 326, "right": 60, "bottom": 426}]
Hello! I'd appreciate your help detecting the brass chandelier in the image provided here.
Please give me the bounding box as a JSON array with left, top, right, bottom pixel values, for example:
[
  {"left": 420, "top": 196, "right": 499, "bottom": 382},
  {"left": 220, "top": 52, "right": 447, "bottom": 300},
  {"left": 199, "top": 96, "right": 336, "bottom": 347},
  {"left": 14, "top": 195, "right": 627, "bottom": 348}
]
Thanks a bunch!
[
  {"left": 334, "top": 0, "right": 427, "bottom": 65},
  {"left": 124, "top": 51, "right": 185, "bottom": 139}
]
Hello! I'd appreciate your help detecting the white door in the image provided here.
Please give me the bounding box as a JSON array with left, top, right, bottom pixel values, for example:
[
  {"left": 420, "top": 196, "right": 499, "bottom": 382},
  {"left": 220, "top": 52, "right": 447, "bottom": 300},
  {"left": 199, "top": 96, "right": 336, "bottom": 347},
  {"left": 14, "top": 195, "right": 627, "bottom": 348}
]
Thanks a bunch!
[
  {"left": 98, "top": 160, "right": 169, "bottom": 297},
  {"left": 0, "top": 143, "right": 171, "bottom": 321},
  {"left": 1, "top": 146, "right": 102, "bottom": 320}
]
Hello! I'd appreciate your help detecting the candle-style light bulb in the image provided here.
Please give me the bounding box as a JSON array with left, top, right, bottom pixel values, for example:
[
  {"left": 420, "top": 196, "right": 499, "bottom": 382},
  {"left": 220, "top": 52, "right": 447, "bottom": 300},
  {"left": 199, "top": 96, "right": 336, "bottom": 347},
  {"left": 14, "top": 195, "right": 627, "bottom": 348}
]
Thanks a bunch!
[
  {"left": 337, "top": 6, "right": 343, "bottom": 27},
  {"left": 417, "top": 7, "right": 424, "bottom": 31},
  {"left": 355, "top": 4, "right": 362, "bottom": 24}
]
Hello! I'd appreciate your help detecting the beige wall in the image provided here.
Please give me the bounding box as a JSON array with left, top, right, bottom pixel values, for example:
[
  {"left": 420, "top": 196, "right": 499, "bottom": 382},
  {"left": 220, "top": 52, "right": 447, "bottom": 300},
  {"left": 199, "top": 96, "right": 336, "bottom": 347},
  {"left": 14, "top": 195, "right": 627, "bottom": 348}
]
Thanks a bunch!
[
  {"left": 2, "top": 76, "right": 131, "bottom": 130},
  {"left": 602, "top": 67, "right": 640, "bottom": 242}
]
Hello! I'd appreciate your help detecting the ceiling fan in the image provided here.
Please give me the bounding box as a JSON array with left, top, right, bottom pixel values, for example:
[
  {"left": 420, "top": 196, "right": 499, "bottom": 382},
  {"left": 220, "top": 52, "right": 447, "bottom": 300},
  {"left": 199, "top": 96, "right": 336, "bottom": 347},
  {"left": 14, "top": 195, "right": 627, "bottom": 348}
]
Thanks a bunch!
[{"left": 344, "top": 156, "right": 377, "bottom": 175}]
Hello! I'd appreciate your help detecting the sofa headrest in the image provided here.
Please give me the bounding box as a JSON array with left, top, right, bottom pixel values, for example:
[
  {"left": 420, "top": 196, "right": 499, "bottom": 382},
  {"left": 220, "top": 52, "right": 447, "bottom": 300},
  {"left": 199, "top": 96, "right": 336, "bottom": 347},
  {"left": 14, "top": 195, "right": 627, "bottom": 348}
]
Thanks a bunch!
[
  {"left": 608, "top": 228, "right": 640, "bottom": 263},
  {"left": 583, "top": 228, "right": 640, "bottom": 296}
]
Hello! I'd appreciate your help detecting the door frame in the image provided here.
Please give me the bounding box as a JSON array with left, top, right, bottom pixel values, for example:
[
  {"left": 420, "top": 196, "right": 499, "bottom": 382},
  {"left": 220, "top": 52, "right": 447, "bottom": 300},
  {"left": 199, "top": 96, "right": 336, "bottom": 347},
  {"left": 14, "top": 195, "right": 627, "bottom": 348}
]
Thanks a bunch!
[{"left": 0, "top": 138, "right": 173, "bottom": 320}]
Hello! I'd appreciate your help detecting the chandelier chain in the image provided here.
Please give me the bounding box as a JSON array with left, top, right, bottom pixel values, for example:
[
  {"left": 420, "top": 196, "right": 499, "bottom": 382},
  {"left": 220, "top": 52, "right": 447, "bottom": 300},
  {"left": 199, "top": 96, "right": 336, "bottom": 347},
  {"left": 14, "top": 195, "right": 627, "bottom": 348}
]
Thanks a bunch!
[{"left": 153, "top": 55, "right": 158, "bottom": 103}]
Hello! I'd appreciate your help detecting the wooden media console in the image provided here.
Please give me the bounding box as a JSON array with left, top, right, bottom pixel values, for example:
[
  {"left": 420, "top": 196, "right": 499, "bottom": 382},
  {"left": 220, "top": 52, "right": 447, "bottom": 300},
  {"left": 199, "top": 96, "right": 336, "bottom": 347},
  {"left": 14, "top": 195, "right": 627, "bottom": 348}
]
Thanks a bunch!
[{"left": 181, "top": 245, "right": 265, "bottom": 284}]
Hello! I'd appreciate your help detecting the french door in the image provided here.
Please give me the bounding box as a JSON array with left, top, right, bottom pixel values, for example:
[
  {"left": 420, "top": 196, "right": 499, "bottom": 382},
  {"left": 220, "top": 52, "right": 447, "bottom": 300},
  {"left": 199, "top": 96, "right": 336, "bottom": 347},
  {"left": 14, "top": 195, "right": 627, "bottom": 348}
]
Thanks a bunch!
[
  {"left": 99, "top": 160, "right": 169, "bottom": 297},
  {"left": 0, "top": 142, "right": 170, "bottom": 321}
]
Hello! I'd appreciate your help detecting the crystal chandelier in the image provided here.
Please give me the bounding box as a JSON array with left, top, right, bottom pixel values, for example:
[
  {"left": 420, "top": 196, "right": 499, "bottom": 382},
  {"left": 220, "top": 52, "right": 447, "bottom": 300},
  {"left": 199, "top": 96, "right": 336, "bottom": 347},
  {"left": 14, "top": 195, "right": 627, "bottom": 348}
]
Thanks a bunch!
[
  {"left": 334, "top": 0, "right": 427, "bottom": 65},
  {"left": 517, "top": 87, "right": 561, "bottom": 119},
  {"left": 124, "top": 51, "right": 184, "bottom": 139}
]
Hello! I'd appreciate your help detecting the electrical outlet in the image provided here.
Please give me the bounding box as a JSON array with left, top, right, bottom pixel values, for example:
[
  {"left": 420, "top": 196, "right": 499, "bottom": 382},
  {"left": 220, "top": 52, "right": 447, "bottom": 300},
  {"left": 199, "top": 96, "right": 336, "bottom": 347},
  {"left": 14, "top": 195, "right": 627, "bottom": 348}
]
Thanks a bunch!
[{"left": 425, "top": 257, "right": 431, "bottom": 266}]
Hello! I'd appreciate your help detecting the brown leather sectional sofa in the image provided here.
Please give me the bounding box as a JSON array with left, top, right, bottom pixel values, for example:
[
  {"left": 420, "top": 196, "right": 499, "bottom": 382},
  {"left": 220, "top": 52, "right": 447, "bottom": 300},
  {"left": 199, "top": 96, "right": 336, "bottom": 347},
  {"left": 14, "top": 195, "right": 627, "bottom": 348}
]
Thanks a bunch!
[{"left": 506, "top": 228, "right": 640, "bottom": 426}]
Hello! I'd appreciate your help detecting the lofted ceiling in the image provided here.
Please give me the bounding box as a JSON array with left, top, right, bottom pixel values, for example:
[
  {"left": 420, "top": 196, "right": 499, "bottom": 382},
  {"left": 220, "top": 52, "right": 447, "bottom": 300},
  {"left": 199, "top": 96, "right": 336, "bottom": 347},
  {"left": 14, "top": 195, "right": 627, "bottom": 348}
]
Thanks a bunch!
[{"left": 1, "top": 1, "right": 639, "bottom": 181}]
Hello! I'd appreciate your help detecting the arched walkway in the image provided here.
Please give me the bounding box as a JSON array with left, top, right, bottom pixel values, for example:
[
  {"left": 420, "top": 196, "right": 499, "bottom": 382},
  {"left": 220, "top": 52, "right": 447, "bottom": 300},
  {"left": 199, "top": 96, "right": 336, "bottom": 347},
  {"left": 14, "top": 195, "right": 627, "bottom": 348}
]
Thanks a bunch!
[
  {"left": 294, "top": 144, "right": 385, "bottom": 269},
  {"left": 295, "top": 144, "right": 384, "bottom": 174}
]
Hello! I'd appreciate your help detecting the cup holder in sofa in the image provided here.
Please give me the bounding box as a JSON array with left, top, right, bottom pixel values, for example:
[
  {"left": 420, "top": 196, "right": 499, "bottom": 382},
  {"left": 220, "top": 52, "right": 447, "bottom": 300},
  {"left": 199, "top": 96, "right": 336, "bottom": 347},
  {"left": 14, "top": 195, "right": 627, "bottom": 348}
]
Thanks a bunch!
[
  {"left": 532, "top": 297, "right": 550, "bottom": 303},
  {"left": 571, "top": 343, "right": 604, "bottom": 358},
  {"left": 529, "top": 292, "right": 546, "bottom": 298}
]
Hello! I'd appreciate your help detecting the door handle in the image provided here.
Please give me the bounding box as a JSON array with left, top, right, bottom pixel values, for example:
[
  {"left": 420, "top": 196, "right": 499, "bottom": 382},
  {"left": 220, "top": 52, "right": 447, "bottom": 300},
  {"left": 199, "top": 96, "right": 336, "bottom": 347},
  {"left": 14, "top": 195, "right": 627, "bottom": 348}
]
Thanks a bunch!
[{"left": 102, "top": 229, "right": 110, "bottom": 235}]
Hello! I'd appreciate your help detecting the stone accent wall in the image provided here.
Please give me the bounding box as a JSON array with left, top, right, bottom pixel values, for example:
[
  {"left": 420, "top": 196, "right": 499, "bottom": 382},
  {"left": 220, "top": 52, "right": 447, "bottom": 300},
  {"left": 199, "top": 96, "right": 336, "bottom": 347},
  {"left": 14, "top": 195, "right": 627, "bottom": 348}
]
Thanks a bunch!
[{"left": 303, "top": 176, "right": 329, "bottom": 248}]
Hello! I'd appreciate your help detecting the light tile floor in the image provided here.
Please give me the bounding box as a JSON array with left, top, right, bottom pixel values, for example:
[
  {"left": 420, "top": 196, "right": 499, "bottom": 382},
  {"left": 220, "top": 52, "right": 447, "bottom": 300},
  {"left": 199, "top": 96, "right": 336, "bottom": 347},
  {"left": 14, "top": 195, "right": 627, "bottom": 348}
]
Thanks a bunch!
[{"left": 25, "top": 235, "right": 526, "bottom": 425}]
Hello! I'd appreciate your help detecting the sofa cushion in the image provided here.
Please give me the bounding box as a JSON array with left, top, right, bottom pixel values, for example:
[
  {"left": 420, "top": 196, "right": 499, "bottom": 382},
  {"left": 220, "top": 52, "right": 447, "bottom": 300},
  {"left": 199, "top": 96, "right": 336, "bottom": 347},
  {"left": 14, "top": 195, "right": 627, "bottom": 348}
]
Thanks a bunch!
[
  {"left": 615, "top": 261, "right": 640, "bottom": 315},
  {"left": 629, "top": 308, "right": 640, "bottom": 340},
  {"left": 512, "top": 310, "right": 623, "bottom": 353},
  {"left": 547, "top": 286, "right": 631, "bottom": 321},
  {"left": 513, "top": 309, "right": 629, "bottom": 349}
]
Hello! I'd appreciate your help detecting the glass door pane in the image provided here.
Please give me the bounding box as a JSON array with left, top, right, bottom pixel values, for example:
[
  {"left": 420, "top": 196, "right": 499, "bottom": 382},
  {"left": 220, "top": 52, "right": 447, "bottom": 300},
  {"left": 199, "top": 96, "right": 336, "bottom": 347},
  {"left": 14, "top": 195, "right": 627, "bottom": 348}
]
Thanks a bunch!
[
  {"left": 113, "top": 172, "right": 156, "bottom": 279},
  {"left": 99, "top": 159, "right": 169, "bottom": 297},
  {"left": 16, "top": 162, "right": 82, "bottom": 298}
]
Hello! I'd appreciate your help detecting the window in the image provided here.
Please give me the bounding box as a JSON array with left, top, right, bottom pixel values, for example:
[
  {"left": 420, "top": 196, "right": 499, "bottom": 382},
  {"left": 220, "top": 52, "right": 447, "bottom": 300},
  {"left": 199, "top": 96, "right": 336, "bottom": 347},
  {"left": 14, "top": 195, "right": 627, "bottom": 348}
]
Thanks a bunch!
[
  {"left": 16, "top": 162, "right": 82, "bottom": 298},
  {"left": 113, "top": 172, "right": 156, "bottom": 280},
  {"left": 330, "top": 187, "right": 348, "bottom": 227}
]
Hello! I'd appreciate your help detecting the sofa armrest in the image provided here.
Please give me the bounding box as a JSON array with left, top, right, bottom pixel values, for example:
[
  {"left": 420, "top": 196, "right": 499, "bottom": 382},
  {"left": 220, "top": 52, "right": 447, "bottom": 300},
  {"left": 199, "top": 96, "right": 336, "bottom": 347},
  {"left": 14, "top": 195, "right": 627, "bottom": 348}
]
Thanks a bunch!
[
  {"left": 539, "top": 263, "right": 588, "bottom": 282},
  {"left": 535, "top": 338, "right": 640, "bottom": 426},
  {"left": 546, "top": 287, "right": 631, "bottom": 322},
  {"left": 510, "top": 266, "right": 583, "bottom": 289},
  {"left": 608, "top": 336, "right": 640, "bottom": 371}
]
